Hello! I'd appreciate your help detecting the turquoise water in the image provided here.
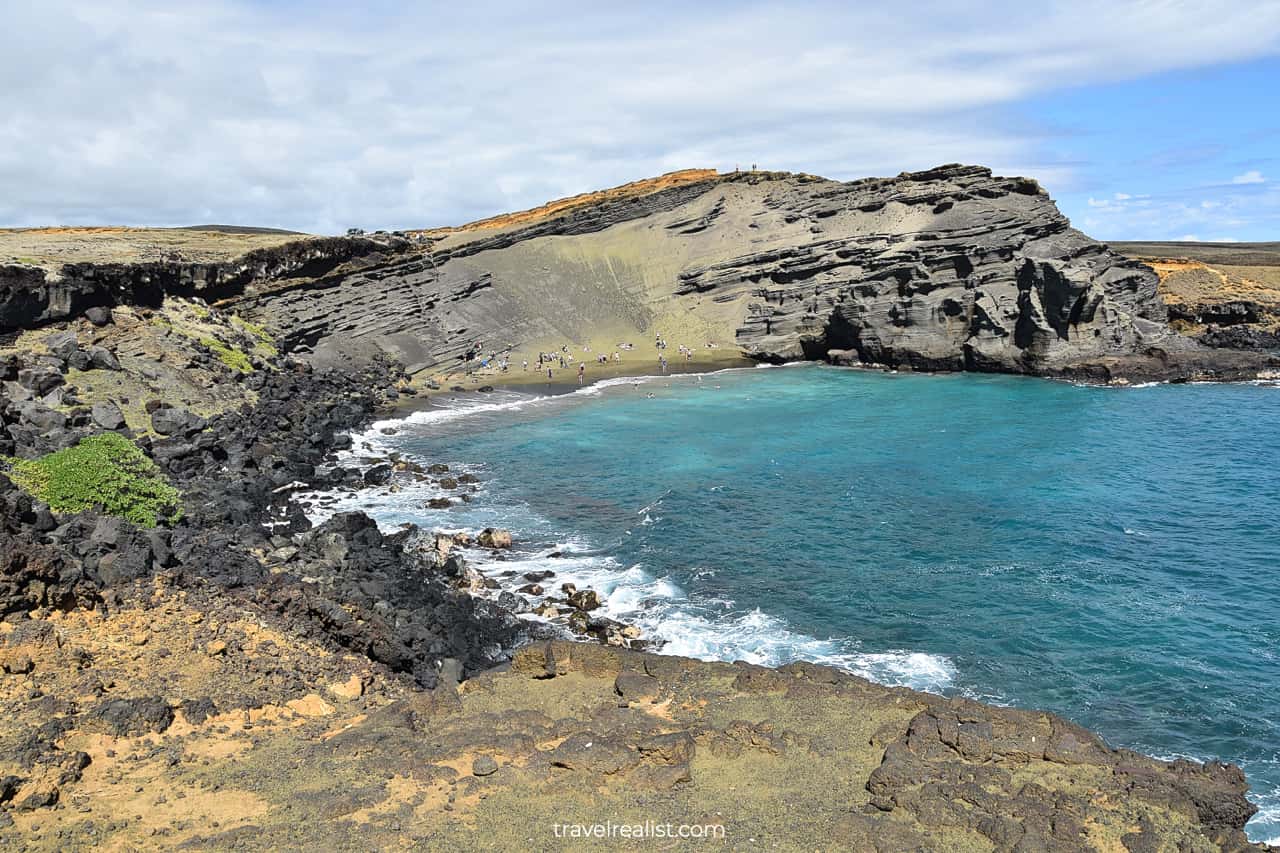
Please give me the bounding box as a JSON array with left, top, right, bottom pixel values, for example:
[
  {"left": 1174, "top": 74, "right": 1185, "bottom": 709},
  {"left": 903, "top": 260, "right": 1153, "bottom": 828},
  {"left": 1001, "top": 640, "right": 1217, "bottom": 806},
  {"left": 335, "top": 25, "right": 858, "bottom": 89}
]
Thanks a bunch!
[{"left": 336, "top": 365, "right": 1280, "bottom": 841}]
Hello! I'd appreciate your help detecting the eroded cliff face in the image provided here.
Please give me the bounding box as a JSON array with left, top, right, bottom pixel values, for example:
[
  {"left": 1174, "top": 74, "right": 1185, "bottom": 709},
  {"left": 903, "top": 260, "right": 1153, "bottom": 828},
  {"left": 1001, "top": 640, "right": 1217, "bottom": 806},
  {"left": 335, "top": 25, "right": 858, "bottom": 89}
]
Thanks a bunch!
[
  {"left": 4, "top": 166, "right": 1274, "bottom": 382},
  {"left": 226, "top": 165, "right": 1185, "bottom": 378},
  {"left": 676, "top": 166, "right": 1167, "bottom": 373},
  {"left": 0, "top": 237, "right": 395, "bottom": 332}
]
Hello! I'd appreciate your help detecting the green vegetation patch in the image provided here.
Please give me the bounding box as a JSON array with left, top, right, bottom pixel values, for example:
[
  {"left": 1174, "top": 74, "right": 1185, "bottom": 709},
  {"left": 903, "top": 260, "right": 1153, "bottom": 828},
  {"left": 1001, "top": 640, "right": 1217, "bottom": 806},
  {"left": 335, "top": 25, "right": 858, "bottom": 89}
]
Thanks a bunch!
[
  {"left": 2, "top": 433, "right": 182, "bottom": 526},
  {"left": 231, "top": 315, "right": 273, "bottom": 343},
  {"left": 231, "top": 315, "right": 280, "bottom": 360},
  {"left": 198, "top": 336, "right": 254, "bottom": 373}
]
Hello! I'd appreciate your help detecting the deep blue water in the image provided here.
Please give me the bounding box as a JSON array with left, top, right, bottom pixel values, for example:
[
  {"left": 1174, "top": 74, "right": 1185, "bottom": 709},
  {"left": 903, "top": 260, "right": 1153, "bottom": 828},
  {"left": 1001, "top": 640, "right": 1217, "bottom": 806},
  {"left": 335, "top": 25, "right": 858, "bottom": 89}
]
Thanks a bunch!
[{"left": 328, "top": 365, "right": 1280, "bottom": 841}]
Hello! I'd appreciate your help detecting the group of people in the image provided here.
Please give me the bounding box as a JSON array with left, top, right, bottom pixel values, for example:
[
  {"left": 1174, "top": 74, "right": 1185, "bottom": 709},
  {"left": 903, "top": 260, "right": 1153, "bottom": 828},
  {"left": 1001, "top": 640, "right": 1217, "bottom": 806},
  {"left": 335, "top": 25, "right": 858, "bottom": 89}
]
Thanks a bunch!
[{"left": 466, "top": 331, "right": 712, "bottom": 384}]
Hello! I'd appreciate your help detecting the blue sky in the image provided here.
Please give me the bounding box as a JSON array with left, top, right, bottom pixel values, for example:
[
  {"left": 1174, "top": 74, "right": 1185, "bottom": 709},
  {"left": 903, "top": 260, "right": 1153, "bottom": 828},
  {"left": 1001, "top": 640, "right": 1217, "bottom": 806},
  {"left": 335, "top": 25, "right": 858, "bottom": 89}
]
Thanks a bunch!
[
  {"left": 2, "top": 1, "right": 1278, "bottom": 240},
  {"left": 1029, "top": 58, "right": 1280, "bottom": 242}
]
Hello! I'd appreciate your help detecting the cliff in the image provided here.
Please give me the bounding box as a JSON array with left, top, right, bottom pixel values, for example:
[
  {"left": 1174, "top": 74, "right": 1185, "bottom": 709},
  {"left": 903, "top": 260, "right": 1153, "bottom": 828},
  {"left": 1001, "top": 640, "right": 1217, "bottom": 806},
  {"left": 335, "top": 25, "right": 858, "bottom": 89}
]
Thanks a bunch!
[{"left": 4, "top": 166, "right": 1276, "bottom": 383}]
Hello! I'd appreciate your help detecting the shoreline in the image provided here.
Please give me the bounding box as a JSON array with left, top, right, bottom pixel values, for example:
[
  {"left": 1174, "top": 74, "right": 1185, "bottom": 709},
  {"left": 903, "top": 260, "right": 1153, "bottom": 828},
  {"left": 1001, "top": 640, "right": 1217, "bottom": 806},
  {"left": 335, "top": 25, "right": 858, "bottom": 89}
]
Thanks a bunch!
[
  {"left": 1, "top": 322, "right": 1272, "bottom": 846},
  {"left": 388, "top": 358, "right": 1280, "bottom": 433},
  {"left": 338, "top": 360, "right": 1280, "bottom": 844}
]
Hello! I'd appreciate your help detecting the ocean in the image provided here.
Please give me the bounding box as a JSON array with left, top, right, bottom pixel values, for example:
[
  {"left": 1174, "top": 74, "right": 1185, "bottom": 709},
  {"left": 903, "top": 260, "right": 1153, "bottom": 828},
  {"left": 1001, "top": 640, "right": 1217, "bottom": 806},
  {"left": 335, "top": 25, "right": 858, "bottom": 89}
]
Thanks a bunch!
[{"left": 309, "top": 364, "right": 1280, "bottom": 843}]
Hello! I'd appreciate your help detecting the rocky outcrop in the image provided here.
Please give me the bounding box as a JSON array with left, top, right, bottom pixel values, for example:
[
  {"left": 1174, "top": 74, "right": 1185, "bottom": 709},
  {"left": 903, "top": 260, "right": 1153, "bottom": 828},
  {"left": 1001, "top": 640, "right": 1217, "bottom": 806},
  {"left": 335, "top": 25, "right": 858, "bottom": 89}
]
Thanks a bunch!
[
  {"left": 220, "top": 165, "right": 1276, "bottom": 380},
  {"left": 6, "top": 166, "right": 1276, "bottom": 382},
  {"left": 676, "top": 166, "right": 1166, "bottom": 373},
  {"left": 0, "top": 237, "right": 397, "bottom": 332}
]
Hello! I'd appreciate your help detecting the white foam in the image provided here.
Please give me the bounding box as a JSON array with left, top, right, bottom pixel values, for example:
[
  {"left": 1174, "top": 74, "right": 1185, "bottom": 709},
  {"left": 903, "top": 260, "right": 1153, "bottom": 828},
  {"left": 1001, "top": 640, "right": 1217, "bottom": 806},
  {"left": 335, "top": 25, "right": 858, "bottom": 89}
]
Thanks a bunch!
[
  {"left": 369, "top": 390, "right": 546, "bottom": 432},
  {"left": 298, "top": 360, "right": 958, "bottom": 696},
  {"left": 351, "top": 363, "right": 789, "bottom": 448},
  {"left": 1251, "top": 799, "right": 1280, "bottom": 845},
  {"left": 457, "top": 537, "right": 957, "bottom": 694}
]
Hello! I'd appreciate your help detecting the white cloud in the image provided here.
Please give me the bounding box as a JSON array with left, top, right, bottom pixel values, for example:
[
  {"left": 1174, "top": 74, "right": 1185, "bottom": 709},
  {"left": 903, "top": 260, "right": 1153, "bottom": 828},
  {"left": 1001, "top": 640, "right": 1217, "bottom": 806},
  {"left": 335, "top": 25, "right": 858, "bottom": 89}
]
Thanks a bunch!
[
  {"left": 1177, "top": 234, "right": 1202, "bottom": 241},
  {"left": 1232, "top": 170, "right": 1267, "bottom": 184},
  {"left": 1114, "top": 192, "right": 1131, "bottom": 200},
  {"left": 2, "top": 0, "right": 1280, "bottom": 231}
]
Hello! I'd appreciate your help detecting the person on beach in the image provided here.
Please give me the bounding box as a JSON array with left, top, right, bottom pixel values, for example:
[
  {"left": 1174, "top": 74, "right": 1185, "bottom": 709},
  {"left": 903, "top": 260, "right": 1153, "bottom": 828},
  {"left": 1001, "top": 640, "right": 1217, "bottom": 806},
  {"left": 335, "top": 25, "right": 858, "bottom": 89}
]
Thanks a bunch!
[
  {"left": 578, "top": 363, "right": 585, "bottom": 383},
  {"left": 547, "top": 367, "right": 553, "bottom": 379}
]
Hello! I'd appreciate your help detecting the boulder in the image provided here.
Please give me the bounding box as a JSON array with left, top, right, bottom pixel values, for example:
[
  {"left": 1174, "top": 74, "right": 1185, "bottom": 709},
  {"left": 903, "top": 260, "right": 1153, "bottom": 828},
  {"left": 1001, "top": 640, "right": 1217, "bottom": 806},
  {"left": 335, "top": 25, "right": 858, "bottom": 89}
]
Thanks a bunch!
[
  {"left": 85, "top": 306, "right": 114, "bottom": 326},
  {"left": 151, "top": 406, "right": 204, "bottom": 436},
  {"left": 17, "top": 366, "right": 63, "bottom": 396},
  {"left": 86, "top": 346, "right": 121, "bottom": 371},
  {"left": 363, "top": 463, "right": 393, "bottom": 485},
  {"left": 91, "top": 400, "right": 127, "bottom": 430},
  {"left": 615, "top": 671, "right": 662, "bottom": 702},
  {"left": 18, "top": 403, "right": 66, "bottom": 432},
  {"left": 84, "top": 697, "right": 175, "bottom": 736},
  {"left": 44, "top": 330, "right": 79, "bottom": 361},
  {"left": 497, "top": 591, "right": 530, "bottom": 613},
  {"left": 477, "top": 527, "right": 512, "bottom": 549},
  {"left": 568, "top": 588, "right": 602, "bottom": 611}
]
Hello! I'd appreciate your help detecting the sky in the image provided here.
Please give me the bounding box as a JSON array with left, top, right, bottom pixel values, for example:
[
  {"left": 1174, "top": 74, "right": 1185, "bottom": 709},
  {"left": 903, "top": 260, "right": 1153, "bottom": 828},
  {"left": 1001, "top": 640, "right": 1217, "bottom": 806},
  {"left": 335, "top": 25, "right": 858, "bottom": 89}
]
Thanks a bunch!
[{"left": 2, "top": 0, "right": 1278, "bottom": 241}]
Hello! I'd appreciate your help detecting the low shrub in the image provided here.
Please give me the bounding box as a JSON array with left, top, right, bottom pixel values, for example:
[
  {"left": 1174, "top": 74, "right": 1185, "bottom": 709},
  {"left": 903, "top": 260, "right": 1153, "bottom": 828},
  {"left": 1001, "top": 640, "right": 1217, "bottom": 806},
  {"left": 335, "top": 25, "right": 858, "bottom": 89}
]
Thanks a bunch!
[{"left": 3, "top": 433, "right": 182, "bottom": 526}]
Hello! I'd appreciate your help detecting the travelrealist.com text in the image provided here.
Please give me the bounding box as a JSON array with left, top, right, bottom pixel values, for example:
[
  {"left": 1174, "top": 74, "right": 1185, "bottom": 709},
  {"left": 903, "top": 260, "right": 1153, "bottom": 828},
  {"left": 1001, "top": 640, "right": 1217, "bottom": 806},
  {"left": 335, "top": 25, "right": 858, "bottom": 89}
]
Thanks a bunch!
[{"left": 552, "top": 820, "right": 727, "bottom": 840}]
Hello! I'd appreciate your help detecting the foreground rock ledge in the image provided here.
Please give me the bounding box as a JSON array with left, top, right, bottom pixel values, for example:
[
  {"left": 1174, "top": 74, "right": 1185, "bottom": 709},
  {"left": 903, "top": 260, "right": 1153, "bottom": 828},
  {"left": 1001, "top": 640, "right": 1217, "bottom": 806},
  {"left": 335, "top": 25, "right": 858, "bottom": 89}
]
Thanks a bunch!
[{"left": 2, "top": 610, "right": 1264, "bottom": 851}]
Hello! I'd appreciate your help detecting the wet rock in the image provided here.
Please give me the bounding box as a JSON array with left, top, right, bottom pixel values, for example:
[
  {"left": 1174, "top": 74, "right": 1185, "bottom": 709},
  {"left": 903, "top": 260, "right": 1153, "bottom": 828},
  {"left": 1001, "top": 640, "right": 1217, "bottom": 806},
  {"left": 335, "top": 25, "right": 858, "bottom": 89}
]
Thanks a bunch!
[
  {"left": 497, "top": 591, "right": 530, "bottom": 614},
  {"left": 523, "top": 570, "right": 554, "bottom": 582},
  {"left": 363, "top": 464, "right": 393, "bottom": 485},
  {"left": 426, "top": 497, "right": 452, "bottom": 509},
  {"left": 516, "top": 583, "right": 544, "bottom": 596},
  {"left": 568, "top": 589, "right": 602, "bottom": 611},
  {"left": 477, "top": 528, "right": 512, "bottom": 549}
]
